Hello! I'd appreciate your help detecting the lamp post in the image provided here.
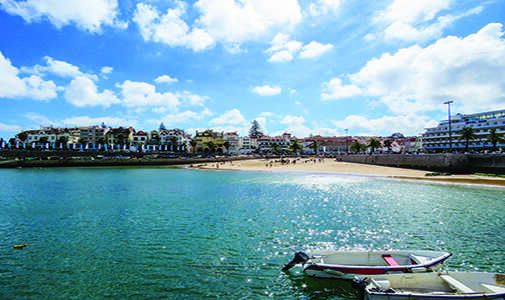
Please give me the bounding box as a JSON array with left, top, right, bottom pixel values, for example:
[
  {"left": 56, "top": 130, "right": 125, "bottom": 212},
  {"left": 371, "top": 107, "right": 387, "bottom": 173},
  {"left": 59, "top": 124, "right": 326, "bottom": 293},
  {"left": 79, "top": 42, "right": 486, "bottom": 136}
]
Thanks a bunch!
[
  {"left": 345, "top": 129, "right": 349, "bottom": 154},
  {"left": 443, "top": 100, "right": 453, "bottom": 153}
]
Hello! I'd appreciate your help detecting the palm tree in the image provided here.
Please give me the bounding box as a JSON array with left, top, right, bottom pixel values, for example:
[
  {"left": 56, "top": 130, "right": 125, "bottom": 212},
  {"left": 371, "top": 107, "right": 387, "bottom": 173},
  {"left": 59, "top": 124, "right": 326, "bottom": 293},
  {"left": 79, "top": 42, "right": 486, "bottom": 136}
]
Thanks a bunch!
[
  {"left": 487, "top": 128, "right": 504, "bottom": 152},
  {"left": 460, "top": 127, "right": 477, "bottom": 152},
  {"left": 289, "top": 140, "right": 302, "bottom": 155},
  {"left": 223, "top": 141, "right": 231, "bottom": 154},
  {"left": 16, "top": 131, "right": 28, "bottom": 142},
  {"left": 205, "top": 141, "right": 216, "bottom": 153},
  {"left": 309, "top": 139, "right": 319, "bottom": 155},
  {"left": 367, "top": 138, "right": 381, "bottom": 154},
  {"left": 190, "top": 139, "right": 198, "bottom": 153},
  {"left": 270, "top": 142, "right": 281, "bottom": 154},
  {"left": 350, "top": 141, "right": 363, "bottom": 153},
  {"left": 383, "top": 139, "right": 393, "bottom": 152}
]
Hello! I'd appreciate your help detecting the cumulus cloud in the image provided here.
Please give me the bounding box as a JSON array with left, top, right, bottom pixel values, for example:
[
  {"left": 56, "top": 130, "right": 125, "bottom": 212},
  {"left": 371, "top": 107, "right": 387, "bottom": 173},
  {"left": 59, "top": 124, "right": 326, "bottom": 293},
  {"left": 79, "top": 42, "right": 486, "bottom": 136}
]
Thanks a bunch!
[
  {"left": 252, "top": 85, "right": 282, "bottom": 96},
  {"left": 64, "top": 76, "right": 120, "bottom": 107},
  {"left": 0, "top": 0, "right": 126, "bottom": 33},
  {"left": 372, "top": 0, "right": 483, "bottom": 43},
  {"left": 118, "top": 80, "right": 179, "bottom": 109},
  {"left": 209, "top": 108, "right": 247, "bottom": 125},
  {"left": 156, "top": 108, "right": 213, "bottom": 125},
  {"left": 0, "top": 51, "right": 58, "bottom": 100},
  {"left": 134, "top": 0, "right": 302, "bottom": 52},
  {"left": 265, "top": 34, "right": 332, "bottom": 62},
  {"left": 323, "top": 23, "right": 505, "bottom": 115},
  {"left": 332, "top": 114, "right": 438, "bottom": 136},
  {"left": 309, "top": 0, "right": 343, "bottom": 16},
  {"left": 299, "top": 41, "right": 334, "bottom": 59},
  {"left": 100, "top": 66, "right": 113, "bottom": 74},
  {"left": 154, "top": 75, "right": 178, "bottom": 84},
  {"left": 321, "top": 78, "right": 362, "bottom": 101},
  {"left": 133, "top": 2, "right": 215, "bottom": 52}
]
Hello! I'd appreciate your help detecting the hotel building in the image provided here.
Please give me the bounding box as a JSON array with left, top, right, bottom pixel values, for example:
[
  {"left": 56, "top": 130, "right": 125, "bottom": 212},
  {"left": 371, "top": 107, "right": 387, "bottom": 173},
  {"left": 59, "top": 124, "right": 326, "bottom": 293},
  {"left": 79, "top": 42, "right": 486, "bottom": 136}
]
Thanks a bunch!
[{"left": 423, "top": 109, "right": 505, "bottom": 152}]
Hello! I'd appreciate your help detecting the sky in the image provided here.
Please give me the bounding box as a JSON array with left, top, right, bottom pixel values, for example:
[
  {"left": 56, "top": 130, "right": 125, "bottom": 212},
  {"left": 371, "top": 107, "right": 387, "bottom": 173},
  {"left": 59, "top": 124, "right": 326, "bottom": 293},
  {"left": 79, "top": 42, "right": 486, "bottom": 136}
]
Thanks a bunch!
[{"left": 1, "top": 0, "right": 505, "bottom": 140}]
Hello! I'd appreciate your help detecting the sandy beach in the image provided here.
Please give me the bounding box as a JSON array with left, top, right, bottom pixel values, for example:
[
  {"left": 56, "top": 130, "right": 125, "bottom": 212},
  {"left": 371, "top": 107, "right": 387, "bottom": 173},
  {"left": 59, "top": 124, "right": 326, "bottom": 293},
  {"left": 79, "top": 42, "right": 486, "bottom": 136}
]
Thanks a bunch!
[{"left": 191, "top": 158, "right": 505, "bottom": 187}]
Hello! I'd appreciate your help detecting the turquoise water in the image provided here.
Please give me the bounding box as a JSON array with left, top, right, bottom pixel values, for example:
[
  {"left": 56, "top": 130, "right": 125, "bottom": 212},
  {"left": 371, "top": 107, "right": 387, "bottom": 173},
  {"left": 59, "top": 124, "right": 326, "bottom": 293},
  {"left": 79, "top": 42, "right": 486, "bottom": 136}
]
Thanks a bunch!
[{"left": 0, "top": 168, "right": 504, "bottom": 299}]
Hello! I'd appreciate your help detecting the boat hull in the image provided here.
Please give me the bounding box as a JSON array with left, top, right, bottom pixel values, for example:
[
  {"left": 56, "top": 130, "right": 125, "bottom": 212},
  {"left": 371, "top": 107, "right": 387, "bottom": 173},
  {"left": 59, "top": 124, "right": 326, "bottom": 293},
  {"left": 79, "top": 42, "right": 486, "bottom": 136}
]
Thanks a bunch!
[
  {"left": 301, "top": 250, "right": 451, "bottom": 279},
  {"left": 363, "top": 271, "right": 505, "bottom": 300}
]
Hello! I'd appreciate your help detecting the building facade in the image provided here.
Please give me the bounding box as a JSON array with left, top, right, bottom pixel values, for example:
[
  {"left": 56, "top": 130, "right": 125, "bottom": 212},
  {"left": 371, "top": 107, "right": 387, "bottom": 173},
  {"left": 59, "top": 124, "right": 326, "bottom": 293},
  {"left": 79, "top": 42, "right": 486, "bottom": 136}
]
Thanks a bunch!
[
  {"left": 423, "top": 109, "right": 505, "bottom": 152},
  {"left": 194, "top": 130, "right": 224, "bottom": 152}
]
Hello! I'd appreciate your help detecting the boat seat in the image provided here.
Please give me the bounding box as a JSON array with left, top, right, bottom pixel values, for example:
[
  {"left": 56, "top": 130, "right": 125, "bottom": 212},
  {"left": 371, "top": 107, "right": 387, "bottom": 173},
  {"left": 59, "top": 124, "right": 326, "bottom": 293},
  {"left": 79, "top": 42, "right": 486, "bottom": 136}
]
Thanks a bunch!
[
  {"left": 382, "top": 255, "right": 400, "bottom": 266},
  {"left": 409, "top": 254, "right": 430, "bottom": 265},
  {"left": 482, "top": 284, "right": 505, "bottom": 293},
  {"left": 440, "top": 275, "right": 475, "bottom": 293}
]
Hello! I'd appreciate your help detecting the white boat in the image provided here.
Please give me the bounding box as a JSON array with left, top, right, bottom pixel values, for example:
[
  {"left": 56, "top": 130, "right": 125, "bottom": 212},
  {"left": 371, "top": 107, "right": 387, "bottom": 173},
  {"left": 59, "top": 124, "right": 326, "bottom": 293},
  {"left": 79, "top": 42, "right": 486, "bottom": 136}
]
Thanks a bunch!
[
  {"left": 282, "top": 250, "right": 452, "bottom": 279},
  {"left": 358, "top": 271, "right": 505, "bottom": 300}
]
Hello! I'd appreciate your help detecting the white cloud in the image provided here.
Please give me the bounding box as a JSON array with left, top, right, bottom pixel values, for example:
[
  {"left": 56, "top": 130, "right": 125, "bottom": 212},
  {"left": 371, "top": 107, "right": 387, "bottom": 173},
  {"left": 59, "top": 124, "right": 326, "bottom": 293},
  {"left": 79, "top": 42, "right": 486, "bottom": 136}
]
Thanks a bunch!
[
  {"left": 133, "top": 2, "right": 215, "bottom": 52},
  {"left": 280, "top": 115, "right": 305, "bottom": 125},
  {"left": 0, "top": 0, "right": 126, "bottom": 33},
  {"left": 252, "top": 85, "right": 282, "bottom": 96},
  {"left": 194, "top": 0, "right": 302, "bottom": 46},
  {"left": 100, "top": 66, "right": 113, "bottom": 74},
  {"left": 209, "top": 108, "right": 247, "bottom": 125},
  {"left": 118, "top": 80, "right": 179, "bottom": 109},
  {"left": 24, "top": 112, "right": 54, "bottom": 126},
  {"left": 321, "top": 77, "right": 362, "bottom": 101},
  {"left": 154, "top": 74, "right": 178, "bottom": 84},
  {"left": 324, "top": 23, "right": 505, "bottom": 114},
  {"left": 299, "top": 41, "right": 334, "bottom": 59},
  {"left": 265, "top": 34, "right": 332, "bottom": 62},
  {"left": 0, "top": 122, "right": 21, "bottom": 133},
  {"left": 134, "top": 0, "right": 302, "bottom": 52},
  {"left": 0, "top": 51, "right": 58, "bottom": 100},
  {"left": 177, "top": 91, "right": 208, "bottom": 107},
  {"left": 332, "top": 114, "right": 438, "bottom": 136},
  {"left": 309, "top": 0, "right": 343, "bottom": 16},
  {"left": 62, "top": 116, "right": 136, "bottom": 127},
  {"left": 64, "top": 76, "right": 120, "bottom": 107},
  {"left": 373, "top": 0, "right": 483, "bottom": 43},
  {"left": 260, "top": 112, "right": 275, "bottom": 117},
  {"left": 157, "top": 108, "right": 213, "bottom": 125}
]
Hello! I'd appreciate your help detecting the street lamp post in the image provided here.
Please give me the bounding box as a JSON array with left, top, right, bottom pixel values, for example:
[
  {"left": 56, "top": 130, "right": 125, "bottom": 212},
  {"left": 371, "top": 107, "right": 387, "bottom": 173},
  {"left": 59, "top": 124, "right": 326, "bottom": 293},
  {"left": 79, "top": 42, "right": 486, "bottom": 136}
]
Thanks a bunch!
[
  {"left": 345, "top": 129, "right": 349, "bottom": 154},
  {"left": 443, "top": 100, "right": 453, "bottom": 153}
]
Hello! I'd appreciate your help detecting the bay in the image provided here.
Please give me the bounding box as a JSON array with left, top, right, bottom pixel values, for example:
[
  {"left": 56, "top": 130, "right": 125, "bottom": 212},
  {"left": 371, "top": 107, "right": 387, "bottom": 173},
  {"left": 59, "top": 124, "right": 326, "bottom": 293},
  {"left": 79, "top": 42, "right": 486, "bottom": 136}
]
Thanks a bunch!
[{"left": 0, "top": 167, "right": 504, "bottom": 299}]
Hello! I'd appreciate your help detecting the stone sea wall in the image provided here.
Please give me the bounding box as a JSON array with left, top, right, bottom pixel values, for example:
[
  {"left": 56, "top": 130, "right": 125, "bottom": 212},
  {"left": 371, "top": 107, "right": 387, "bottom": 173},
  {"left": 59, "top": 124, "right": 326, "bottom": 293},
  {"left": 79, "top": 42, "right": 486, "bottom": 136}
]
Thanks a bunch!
[{"left": 335, "top": 153, "right": 505, "bottom": 173}]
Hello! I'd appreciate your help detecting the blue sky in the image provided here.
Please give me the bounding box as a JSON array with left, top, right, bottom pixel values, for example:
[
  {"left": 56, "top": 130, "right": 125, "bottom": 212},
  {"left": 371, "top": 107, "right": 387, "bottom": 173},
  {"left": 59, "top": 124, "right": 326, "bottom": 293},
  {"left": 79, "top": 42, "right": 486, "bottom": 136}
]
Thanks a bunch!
[{"left": 1, "top": 0, "right": 504, "bottom": 140}]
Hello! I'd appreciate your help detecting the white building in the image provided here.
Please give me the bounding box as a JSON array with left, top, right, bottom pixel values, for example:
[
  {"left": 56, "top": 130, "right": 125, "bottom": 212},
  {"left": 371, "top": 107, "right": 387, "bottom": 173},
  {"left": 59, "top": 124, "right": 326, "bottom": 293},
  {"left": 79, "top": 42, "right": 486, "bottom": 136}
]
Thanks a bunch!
[
  {"left": 239, "top": 136, "right": 258, "bottom": 154},
  {"left": 224, "top": 132, "right": 240, "bottom": 154},
  {"left": 423, "top": 109, "right": 505, "bottom": 152}
]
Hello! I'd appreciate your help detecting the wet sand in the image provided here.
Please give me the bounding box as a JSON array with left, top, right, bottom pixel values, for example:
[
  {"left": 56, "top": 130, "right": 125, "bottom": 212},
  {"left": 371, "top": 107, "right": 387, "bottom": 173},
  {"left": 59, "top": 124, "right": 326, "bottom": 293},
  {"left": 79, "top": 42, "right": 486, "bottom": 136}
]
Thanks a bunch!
[{"left": 191, "top": 158, "right": 505, "bottom": 187}]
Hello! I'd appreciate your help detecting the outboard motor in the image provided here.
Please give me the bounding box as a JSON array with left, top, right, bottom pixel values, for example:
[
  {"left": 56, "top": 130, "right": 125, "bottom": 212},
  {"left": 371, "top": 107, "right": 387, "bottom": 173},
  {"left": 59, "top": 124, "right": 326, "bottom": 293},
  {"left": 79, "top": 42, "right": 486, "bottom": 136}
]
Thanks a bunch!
[{"left": 282, "top": 251, "right": 310, "bottom": 271}]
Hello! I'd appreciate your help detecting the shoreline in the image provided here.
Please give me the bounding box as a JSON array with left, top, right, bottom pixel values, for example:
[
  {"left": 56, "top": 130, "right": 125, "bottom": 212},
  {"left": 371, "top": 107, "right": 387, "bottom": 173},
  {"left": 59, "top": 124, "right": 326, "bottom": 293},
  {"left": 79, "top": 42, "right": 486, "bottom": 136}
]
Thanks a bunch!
[{"left": 189, "top": 158, "right": 505, "bottom": 188}]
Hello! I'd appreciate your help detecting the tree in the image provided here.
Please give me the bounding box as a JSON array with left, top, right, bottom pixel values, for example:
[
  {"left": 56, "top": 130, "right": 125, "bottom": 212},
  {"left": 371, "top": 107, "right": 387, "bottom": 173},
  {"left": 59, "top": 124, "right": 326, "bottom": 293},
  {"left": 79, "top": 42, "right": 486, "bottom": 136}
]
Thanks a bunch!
[
  {"left": 57, "top": 136, "right": 69, "bottom": 145},
  {"left": 367, "top": 138, "right": 381, "bottom": 154},
  {"left": 190, "top": 139, "right": 198, "bottom": 153},
  {"left": 223, "top": 141, "right": 231, "bottom": 153},
  {"left": 487, "top": 128, "right": 504, "bottom": 152},
  {"left": 169, "top": 136, "right": 178, "bottom": 151},
  {"left": 159, "top": 122, "right": 166, "bottom": 131},
  {"left": 205, "top": 141, "right": 216, "bottom": 153},
  {"left": 270, "top": 142, "right": 281, "bottom": 154},
  {"left": 39, "top": 136, "right": 49, "bottom": 145},
  {"left": 78, "top": 137, "right": 88, "bottom": 145},
  {"left": 16, "top": 131, "right": 28, "bottom": 142},
  {"left": 383, "top": 139, "right": 393, "bottom": 152},
  {"left": 116, "top": 133, "right": 127, "bottom": 145},
  {"left": 460, "top": 127, "right": 477, "bottom": 152},
  {"left": 97, "top": 136, "right": 105, "bottom": 145},
  {"left": 249, "top": 120, "right": 264, "bottom": 138},
  {"left": 350, "top": 141, "right": 363, "bottom": 153},
  {"left": 309, "top": 139, "right": 319, "bottom": 155},
  {"left": 289, "top": 140, "right": 302, "bottom": 155}
]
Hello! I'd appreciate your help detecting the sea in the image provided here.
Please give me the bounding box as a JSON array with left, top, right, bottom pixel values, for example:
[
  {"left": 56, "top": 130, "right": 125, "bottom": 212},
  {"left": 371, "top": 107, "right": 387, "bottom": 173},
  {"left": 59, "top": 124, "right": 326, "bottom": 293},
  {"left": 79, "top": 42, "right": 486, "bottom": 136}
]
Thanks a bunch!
[{"left": 0, "top": 167, "right": 504, "bottom": 299}]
